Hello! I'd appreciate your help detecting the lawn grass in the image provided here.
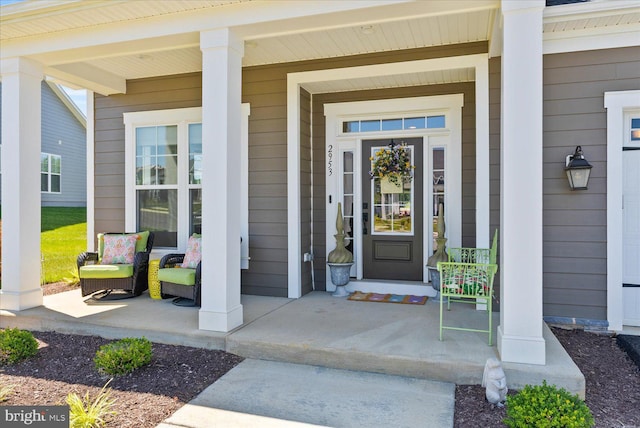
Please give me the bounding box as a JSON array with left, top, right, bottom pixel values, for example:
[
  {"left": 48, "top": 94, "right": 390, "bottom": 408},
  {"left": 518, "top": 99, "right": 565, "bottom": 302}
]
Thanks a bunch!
[{"left": 40, "top": 207, "right": 87, "bottom": 283}]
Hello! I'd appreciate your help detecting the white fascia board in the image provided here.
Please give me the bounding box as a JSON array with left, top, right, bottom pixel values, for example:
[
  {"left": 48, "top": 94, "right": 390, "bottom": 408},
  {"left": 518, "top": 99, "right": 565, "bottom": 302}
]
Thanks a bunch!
[
  {"left": 543, "top": 23, "right": 640, "bottom": 55},
  {"left": 294, "top": 54, "right": 489, "bottom": 94},
  {"left": 543, "top": 0, "right": 640, "bottom": 22},
  {"left": 45, "top": 63, "right": 125, "bottom": 95}
]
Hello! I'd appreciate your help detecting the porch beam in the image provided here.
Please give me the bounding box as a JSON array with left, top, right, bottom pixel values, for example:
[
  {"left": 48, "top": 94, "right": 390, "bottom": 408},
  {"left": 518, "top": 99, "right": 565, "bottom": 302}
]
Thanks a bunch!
[
  {"left": 0, "top": 57, "right": 44, "bottom": 311},
  {"left": 198, "top": 28, "right": 244, "bottom": 332},
  {"left": 498, "top": 0, "right": 546, "bottom": 365}
]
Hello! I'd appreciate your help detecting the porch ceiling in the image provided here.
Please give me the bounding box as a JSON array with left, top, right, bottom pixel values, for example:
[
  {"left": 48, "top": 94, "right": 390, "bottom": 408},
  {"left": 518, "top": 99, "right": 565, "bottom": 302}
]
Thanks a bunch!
[{"left": 1, "top": 0, "right": 637, "bottom": 94}]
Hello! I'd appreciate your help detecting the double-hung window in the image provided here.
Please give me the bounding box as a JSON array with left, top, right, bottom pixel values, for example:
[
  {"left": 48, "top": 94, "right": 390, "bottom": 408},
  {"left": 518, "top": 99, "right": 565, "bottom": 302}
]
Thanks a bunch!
[
  {"left": 124, "top": 106, "right": 250, "bottom": 261},
  {"left": 41, "top": 153, "right": 61, "bottom": 193},
  {"left": 124, "top": 108, "right": 202, "bottom": 250}
]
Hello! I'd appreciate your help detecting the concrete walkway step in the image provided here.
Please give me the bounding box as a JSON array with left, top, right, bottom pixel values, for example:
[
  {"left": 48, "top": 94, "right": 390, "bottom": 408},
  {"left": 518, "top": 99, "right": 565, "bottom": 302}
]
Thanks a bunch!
[{"left": 157, "top": 359, "right": 455, "bottom": 428}]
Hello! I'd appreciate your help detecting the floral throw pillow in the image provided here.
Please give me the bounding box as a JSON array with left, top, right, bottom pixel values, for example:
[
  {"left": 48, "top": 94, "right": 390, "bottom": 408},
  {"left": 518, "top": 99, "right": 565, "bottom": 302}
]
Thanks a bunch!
[
  {"left": 101, "top": 234, "right": 138, "bottom": 265},
  {"left": 181, "top": 235, "right": 202, "bottom": 268}
]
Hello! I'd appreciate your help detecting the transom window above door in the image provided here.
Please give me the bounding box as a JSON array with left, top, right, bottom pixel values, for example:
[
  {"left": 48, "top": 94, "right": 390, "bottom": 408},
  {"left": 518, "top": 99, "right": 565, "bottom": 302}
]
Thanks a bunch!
[{"left": 342, "top": 115, "right": 445, "bottom": 133}]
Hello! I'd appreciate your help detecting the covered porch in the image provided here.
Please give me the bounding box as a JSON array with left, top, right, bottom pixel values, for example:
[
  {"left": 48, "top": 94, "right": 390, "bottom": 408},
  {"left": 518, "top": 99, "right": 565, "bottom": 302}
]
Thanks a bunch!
[
  {"left": 0, "top": 289, "right": 585, "bottom": 396},
  {"left": 0, "top": 0, "right": 549, "bottom": 367}
]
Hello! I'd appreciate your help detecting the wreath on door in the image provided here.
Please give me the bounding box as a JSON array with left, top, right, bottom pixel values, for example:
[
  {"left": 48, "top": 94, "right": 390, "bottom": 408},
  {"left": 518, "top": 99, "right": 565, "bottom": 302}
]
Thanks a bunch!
[{"left": 369, "top": 141, "right": 415, "bottom": 185}]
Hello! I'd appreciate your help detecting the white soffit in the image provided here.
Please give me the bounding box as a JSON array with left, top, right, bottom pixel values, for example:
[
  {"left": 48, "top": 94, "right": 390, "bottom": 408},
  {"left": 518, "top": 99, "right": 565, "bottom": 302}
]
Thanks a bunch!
[
  {"left": 243, "top": 9, "right": 496, "bottom": 67},
  {"left": 89, "top": 48, "right": 203, "bottom": 80},
  {"left": 0, "top": 0, "right": 244, "bottom": 40}
]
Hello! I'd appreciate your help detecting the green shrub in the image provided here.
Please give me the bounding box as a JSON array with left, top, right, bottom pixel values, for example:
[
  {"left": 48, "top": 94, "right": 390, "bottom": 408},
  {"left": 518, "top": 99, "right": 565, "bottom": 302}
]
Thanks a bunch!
[
  {"left": 0, "top": 328, "right": 38, "bottom": 365},
  {"left": 504, "top": 380, "right": 594, "bottom": 428},
  {"left": 93, "top": 337, "right": 152, "bottom": 376},
  {"left": 66, "top": 380, "right": 117, "bottom": 428}
]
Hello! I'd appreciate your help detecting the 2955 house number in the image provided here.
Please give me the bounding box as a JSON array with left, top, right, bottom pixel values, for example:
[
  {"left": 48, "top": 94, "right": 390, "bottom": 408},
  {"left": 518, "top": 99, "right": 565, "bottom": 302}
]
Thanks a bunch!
[{"left": 327, "top": 144, "right": 333, "bottom": 176}]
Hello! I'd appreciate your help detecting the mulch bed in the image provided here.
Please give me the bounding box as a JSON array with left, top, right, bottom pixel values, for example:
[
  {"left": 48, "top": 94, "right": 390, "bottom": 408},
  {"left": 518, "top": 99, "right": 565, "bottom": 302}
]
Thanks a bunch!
[
  {"left": 454, "top": 327, "right": 640, "bottom": 427},
  {"left": 1, "top": 331, "right": 243, "bottom": 428},
  {"left": 2, "top": 282, "right": 640, "bottom": 427}
]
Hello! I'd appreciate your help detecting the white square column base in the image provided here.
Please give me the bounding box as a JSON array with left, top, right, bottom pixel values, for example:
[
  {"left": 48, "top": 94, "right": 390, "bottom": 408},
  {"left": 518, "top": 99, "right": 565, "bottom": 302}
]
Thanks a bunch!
[
  {"left": 0, "top": 288, "right": 43, "bottom": 311},
  {"left": 498, "top": 325, "right": 546, "bottom": 365},
  {"left": 199, "top": 304, "right": 244, "bottom": 332}
]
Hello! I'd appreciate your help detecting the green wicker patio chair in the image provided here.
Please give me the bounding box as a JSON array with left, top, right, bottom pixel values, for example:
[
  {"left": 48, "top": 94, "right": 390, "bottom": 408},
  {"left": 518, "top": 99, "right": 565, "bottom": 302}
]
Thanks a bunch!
[{"left": 437, "top": 229, "right": 498, "bottom": 345}]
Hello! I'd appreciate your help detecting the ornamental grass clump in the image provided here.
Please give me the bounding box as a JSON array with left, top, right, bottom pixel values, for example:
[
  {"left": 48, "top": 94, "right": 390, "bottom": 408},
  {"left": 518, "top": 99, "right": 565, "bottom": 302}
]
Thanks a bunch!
[
  {"left": 504, "top": 380, "right": 594, "bottom": 428},
  {"left": 66, "top": 380, "right": 117, "bottom": 428},
  {"left": 94, "top": 337, "right": 152, "bottom": 376},
  {"left": 0, "top": 380, "right": 15, "bottom": 402},
  {"left": 0, "top": 328, "right": 39, "bottom": 365}
]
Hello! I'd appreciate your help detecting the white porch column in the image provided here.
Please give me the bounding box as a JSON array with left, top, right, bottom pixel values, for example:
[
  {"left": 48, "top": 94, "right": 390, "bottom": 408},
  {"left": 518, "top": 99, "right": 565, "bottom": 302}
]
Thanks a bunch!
[
  {"left": 0, "top": 57, "right": 44, "bottom": 310},
  {"left": 498, "top": 0, "right": 546, "bottom": 365},
  {"left": 198, "top": 29, "right": 244, "bottom": 332}
]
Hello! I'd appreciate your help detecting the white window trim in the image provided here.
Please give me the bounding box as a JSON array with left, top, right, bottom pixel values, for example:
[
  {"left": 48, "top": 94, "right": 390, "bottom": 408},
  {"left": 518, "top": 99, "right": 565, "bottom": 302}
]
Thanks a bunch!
[
  {"left": 124, "top": 105, "right": 250, "bottom": 264},
  {"left": 604, "top": 90, "right": 640, "bottom": 332},
  {"left": 41, "top": 152, "right": 61, "bottom": 194}
]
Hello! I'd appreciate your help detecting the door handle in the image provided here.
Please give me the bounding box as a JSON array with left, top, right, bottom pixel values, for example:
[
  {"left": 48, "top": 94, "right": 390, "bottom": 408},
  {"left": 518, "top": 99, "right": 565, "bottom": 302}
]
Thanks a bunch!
[{"left": 362, "top": 212, "right": 368, "bottom": 235}]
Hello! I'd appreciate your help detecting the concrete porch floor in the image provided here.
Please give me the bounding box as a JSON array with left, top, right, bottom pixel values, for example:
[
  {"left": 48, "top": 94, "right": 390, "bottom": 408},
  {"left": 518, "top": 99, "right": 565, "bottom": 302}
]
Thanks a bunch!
[{"left": 0, "top": 289, "right": 585, "bottom": 396}]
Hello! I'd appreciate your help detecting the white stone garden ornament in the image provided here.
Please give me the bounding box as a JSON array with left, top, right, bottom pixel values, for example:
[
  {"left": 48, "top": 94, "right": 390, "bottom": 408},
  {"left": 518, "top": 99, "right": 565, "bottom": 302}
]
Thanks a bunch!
[{"left": 482, "top": 357, "right": 508, "bottom": 406}]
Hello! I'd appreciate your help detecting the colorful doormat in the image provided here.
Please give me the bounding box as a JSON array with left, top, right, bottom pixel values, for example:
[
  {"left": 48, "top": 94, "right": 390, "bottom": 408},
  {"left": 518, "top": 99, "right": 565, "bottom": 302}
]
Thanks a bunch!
[{"left": 347, "top": 291, "right": 428, "bottom": 305}]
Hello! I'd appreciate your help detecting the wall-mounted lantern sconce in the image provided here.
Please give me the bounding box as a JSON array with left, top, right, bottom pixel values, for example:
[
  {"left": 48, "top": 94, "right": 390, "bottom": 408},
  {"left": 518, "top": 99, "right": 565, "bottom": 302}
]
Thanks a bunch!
[{"left": 564, "top": 146, "right": 592, "bottom": 190}]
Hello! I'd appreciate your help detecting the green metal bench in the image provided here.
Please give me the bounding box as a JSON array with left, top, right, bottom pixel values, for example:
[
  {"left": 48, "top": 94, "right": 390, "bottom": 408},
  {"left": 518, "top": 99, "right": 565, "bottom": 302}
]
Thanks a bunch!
[{"left": 437, "top": 230, "right": 498, "bottom": 345}]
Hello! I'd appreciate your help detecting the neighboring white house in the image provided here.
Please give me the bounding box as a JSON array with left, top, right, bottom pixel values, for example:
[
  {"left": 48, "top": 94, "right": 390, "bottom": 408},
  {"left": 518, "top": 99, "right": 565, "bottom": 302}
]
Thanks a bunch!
[
  {"left": 0, "top": 81, "right": 87, "bottom": 207},
  {"left": 0, "top": 0, "right": 638, "bottom": 366}
]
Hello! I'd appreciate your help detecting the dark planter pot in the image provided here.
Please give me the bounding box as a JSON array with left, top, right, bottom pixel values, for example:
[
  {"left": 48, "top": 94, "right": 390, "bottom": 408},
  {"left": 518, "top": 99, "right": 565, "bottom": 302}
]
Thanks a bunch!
[{"left": 427, "top": 266, "right": 447, "bottom": 303}]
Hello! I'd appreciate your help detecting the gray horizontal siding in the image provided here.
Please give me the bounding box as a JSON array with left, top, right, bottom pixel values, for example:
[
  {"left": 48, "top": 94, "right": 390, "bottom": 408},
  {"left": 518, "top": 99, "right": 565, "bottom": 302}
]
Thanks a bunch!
[
  {"left": 93, "top": 72, "right": 202, "bottom": 235},
  {"left": 243, "top": 41, "right": 487, "bottom": 295},
  {"left": 542, "top": 46, "right": 640, "bottom": 322}
]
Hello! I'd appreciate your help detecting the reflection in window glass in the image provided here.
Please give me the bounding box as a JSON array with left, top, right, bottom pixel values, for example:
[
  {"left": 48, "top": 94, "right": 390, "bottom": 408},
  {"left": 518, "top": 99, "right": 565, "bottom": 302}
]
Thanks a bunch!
[
  {"left": 432, "top": 147, "right": 445, "bottom": 251},
  {"left": 51, "top": 175, "right": 61, "bottom": 193},
  {"left": 342, "top": 121, "right": 359, "bottom": 133},
  {"left": 632, "top": 118, "right": 640, "bottom": 141},
  {"left": 371, "top": 146, "right": 413, "bottom": 234},
  {"left": 189, "top": 123, "right": 203, "bottom": 184},
  {"left": 404, "top": 117, "right": 425, "bottom": 129},
  {"left": 136, "top": 125, "right": 178, "bottom": 185},
  {"left": 190, "top": 189, "right": 202, "bottom": 235},
  {"left": 343, "top": 151, "right": 355, "bottom": 254},
  {"left": 137, "top": 189, "right": 178, "bottom": 247}
]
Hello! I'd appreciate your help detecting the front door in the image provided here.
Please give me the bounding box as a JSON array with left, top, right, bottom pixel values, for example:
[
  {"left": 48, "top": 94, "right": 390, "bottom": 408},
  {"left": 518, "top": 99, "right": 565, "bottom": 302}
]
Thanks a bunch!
[{"left": 362, "top": 138, "right": 423, "bottom": 280}]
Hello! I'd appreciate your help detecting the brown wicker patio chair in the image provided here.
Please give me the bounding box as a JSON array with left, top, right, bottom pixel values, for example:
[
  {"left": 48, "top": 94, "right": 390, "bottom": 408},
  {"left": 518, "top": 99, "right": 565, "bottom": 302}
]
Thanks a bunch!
[
  {"left": 158, "top": 233, "right": 201, "bottom": 306},
  {"left": 77, "top": 231, "right": 154, "bottom": 300},
  {"left": 158, "top": 254, "right": 201, "bottom": 306}
]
